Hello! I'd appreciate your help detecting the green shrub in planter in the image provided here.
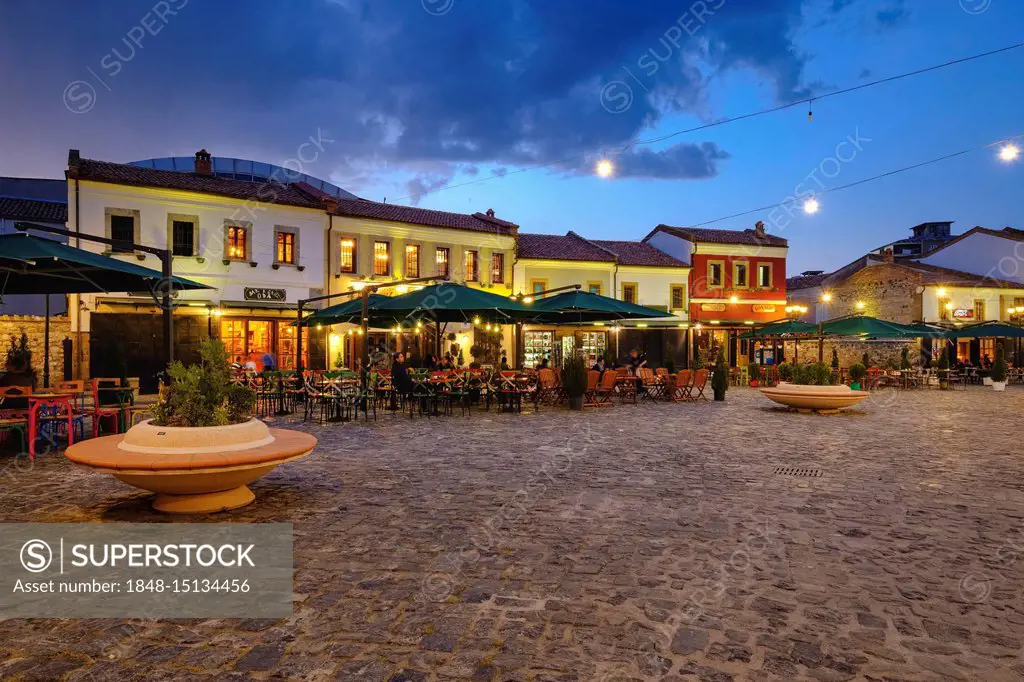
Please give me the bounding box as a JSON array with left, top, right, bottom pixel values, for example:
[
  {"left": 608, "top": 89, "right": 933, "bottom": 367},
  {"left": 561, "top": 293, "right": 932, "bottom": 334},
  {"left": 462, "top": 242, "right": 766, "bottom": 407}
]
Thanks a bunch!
[
  {"left": 848, "top": 362, "right": 866, "bottom": 388},
  {"left": 711, "top": 350, "right": 728, "bottom": 400},
  {"left": 561, "top": 351, "right": 589, "bottom": 410},
  {"left": 776, "top": 362, "right": 793, "bottom": 382},
  {"left": 790, "top": 364, "right": 809, "bottom": 385},
  {"left": 748, "top": 362, "right": 761, "bottom": 384},
  {"left": 992, "top": 345, "right": 1007, "bottom": 383},
  {"left": 152, "top": 339, "right": 256, "bottom": 427}
]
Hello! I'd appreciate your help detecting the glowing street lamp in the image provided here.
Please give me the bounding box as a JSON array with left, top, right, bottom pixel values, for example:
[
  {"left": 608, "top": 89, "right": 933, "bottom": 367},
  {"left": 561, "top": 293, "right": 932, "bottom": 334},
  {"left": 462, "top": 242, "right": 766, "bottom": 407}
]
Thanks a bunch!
[
  {"left": 855, "top": 301, "right": 865, "bottom": 310},
  {"left": 821, "top": 293, "right": 832, "bottom": 302}
]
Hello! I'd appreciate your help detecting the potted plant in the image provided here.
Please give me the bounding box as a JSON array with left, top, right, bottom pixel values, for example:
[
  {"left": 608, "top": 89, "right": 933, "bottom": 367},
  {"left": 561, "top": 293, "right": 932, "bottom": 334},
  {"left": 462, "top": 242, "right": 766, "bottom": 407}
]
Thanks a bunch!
[
  {"left": 4, "top": 332, "right": 36, "bottom": 388},
  {"left": 65, "top": 339, "right": 317, "bottom": 514},
  {"left": 900, "top": 346, "right": 911, "bottom": 370},
  {"left": 748, "top": 361, "right": 761, "bottom": 387},
  {"left": 848, "top": 363, "right": 866, "bottom": 390},
  {"left": 711, "top": 350, "right": 728, "bottom": 401},
  {"left": 861, "top": 351, "right": 871, "bottom": 369},
  {"left": 938, "top": 346, "right": 950, "bottom": 390},
  {"left": 777, "top": 362, "right": 793, "bottom": 383},
  {"left": 561, "top": 351, "right": 588, "bottom": 410},
  {"left": 831, "top": 348, "right": 839, "bottom": 371},
  {"left": 991, "top": 345, "right": 1008, "bottom": 392}
]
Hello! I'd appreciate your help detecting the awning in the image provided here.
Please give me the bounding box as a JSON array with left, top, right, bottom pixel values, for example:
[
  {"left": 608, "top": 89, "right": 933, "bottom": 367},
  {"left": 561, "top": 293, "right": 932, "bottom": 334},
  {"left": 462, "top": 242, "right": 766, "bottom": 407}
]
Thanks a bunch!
[
  {"left": 945, "top": 321, "right": 1024, "bottom": 339},
  {"left": 529, "top": 290, "right": 675, "bottom": 324},
  {"left": 739, "top": 319, "right": 817, "bottom": 339}
]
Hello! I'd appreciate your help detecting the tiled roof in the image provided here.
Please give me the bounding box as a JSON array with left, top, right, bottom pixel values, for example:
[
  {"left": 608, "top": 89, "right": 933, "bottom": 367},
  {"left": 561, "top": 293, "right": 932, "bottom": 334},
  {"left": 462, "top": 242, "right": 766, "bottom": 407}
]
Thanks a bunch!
[
  {"left": 648, "top": 224, "right": 788, "bottom": 247},
  {"left": 330, "top": 199, "right": 518, "bottom": 236},
  {"left": 786, "top": 272, "right": 829, "bottom": 290},
  {"left": 900, "top": 261, "right": 1024, "bottom": 289},
  {"left": 0, "top": 197, "right": 68, "bottom": 223},
  {"left": 517, "top": 232, "right": 688, "bottom": 267},
  {"left": 589, "top": 239, "right": 688, "bottom": 267},
  {"left": 71, "top": 158, "right": 324, "bottom": 209},
  {"left": 517, "top": 232, "right": 614, "bottom": 262}
]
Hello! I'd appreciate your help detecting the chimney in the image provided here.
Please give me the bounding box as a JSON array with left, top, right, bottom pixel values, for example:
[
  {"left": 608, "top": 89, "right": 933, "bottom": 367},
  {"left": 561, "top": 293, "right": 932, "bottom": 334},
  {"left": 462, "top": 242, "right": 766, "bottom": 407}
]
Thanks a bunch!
[
  {"left": 194, "top": 149, "right": 212, "bottom": 176},
  {"left": 486, "top": 208, "right": 495, "bottom": 218},
  {"left": 754, "top": 220, "right": 765, "bottom": 238}
]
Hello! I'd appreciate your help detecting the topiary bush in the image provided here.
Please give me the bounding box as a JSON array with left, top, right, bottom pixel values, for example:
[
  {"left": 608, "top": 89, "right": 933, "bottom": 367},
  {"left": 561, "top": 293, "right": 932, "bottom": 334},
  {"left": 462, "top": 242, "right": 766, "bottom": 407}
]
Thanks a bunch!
[
  {"left": 862, "top": 352, "right": 871, "bottom": 368},
  {"left": 776, "top": 362, "right": 793, "bottom": 382},
  {"left": 849, "top": 363, "right": 866, "bottom": 384},
  {"left": 561, "top": 351, "right": 589, "bottom": 399},
  {"left": 831, "top": 348, "right": 839, "bottom": 370},
  {"left": 749, "top": 362, "right": 761, "bottom": 383},
  {"left": 711, "top": 350, "right": 728, "bottom": 400},
  {"left": 900, "top": 346, "right": 911, "bottom": 370},
  {"left": 151, "top": 339, "right": 256, "bottom": 427},
  {"left": 992, "top": 344, "right": 1007, "bottom": 383}
]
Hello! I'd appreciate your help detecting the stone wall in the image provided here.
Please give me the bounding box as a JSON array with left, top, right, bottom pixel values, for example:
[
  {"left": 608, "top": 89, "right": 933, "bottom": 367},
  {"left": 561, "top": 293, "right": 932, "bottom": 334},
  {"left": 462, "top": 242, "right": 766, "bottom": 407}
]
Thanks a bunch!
[
  {"left": 0, "top": 315, "right": 76, "bottom": 385},
  {"left": 781, "top": 338, "right": 921, "bottom": 369},
  {"left": 821, "top": 262, "right": 924, "bottom": 324}
]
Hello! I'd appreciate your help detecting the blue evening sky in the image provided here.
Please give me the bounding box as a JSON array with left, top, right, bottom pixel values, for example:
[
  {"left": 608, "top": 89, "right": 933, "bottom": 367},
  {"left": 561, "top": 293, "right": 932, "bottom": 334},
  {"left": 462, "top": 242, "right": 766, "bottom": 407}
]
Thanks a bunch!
[{"left": 0, "top": 0, "right": 1020, "bottom": 273}]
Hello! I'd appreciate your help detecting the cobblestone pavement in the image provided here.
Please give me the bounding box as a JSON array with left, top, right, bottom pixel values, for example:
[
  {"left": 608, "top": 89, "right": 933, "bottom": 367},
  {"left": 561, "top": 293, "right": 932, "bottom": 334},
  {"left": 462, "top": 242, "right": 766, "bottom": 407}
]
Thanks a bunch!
[{"left": 2, "top": 386, "right": 1024, "bottom": 681}]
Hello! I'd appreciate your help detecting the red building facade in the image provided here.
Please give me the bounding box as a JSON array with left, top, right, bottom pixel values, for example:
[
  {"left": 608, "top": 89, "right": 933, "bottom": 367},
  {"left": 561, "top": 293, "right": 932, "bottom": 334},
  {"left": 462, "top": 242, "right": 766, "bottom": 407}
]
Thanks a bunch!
[{"left": 644, "top": 221, "right": 789, "bottom": 366}]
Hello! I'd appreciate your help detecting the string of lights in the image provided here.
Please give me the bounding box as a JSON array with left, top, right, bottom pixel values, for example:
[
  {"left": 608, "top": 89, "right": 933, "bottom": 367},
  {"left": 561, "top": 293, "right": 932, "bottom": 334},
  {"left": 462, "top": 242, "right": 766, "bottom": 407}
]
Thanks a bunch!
[
  {"left": 687, "top": 133, "right": 1022, "bottom": 227},
  {"left": 394, "top": 42, "right": 1024, "bottom": 203}
]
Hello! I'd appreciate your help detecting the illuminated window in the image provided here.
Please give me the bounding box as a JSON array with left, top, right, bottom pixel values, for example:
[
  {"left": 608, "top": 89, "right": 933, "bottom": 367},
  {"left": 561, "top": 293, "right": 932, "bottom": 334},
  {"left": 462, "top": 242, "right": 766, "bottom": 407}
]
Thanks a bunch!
[
  {"left": 405, "top": 244, "right": 420, "bottom": 278},
  {"left": 465, "top": 250, "right": 479, "bottom": 282},
  {"left": 276, "top": 231, "right": 296, "bottom": 264},
  {"left": 226, "top": 225, "right": 247, "bottom": 261},
  {"left": 531, "top": 279, "right": 547, "bottom": 295},
  {"left": 373, "top": 241, "right": 390, "bottom": 276},
  {"left": 707, "top": 261, "right": 724, "bottom": 287},
  {"left": 587, "top": 281, "right": 602, "bottom": 295},
  {"left": 757, "top": 263, "right": 773, "bottom": 288},
  {"left": 436, "top": 247, "right": 450, "bottom": 278},
  {"left": 733, "top": 262, "right": 748, "bottom": 288},
  {"left": 671, "top": 285, "right": 686, "bottom": 310},
  {"left": 220, "top": 320, "right": 246, "bottom": 364},
  {"left": 339, "top": 238, "right": 356, "bottom": 273},
  {"left": 622, "top": 283, "right": 637, "bottom": 304},
  {"left": 491, "top": 252, "right": 505, "bottom": 284},
  {"left": 939, "top": 298, "right": 951, "bottom": 321}
]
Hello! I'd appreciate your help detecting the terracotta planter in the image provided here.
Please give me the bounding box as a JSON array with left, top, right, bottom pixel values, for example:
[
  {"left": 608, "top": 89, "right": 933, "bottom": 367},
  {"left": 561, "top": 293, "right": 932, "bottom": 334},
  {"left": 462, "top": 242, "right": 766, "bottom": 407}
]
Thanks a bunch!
[
  {"left": 760, "top": 382, "right": 869, "bottom": 414},
  {"left": 65, "top": 419, "right": 316, "bottom": 514}
]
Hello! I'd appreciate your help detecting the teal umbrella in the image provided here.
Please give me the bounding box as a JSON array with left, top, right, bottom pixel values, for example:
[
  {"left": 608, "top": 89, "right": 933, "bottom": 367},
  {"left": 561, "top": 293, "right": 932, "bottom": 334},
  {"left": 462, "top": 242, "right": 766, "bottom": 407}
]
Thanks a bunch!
[
  {"left": 820, "top": 315, "right": 916, "bottom": 338},
  {"left": 739, "top": 319, "right": 817, "bottom": 339},
  {"left": 530, "top": 289, "right": 675, "bottom": 324},
  {"left": 354, "top": 283, "right": 536, "bottom": 324},
  {"left": 298, "top": 293, "right": 389, "bottom": 327},
  {"left": 0, "top": 232, "right": 209, "bottom": 294},
  {"left": 898, "top": 322, "right": 949, "bottom": 338},
  {"left": 945, "top": 321, "right": 1024, "bottom": 339}
]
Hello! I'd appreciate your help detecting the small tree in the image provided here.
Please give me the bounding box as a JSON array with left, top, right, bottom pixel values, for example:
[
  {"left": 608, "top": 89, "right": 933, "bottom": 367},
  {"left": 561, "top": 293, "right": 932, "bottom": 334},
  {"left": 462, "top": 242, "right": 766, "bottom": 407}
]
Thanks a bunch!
[
  {"left": 861, "top": 351, "right": 871, "bottom": 368},
  {"left": 849, "top": 363, "right": 866, "bottom": 385},
  {"left": 938, "top": 345, "right": 949, "bottom": 370},
  {"left": 711, "top": 350, "right": 728, "bottom": 400},
  {"left": 992, "top": 344, "right": 1008, "bottom": 383},
  {"left": 900, "top": 346, "right": 911, "bottom": 370},
  {"left": 831, "top": 347, "right": 839, "bottom": 370},
  {"left": 151, "top": 339, "right": 256, "bottom": 427},
  {"left": 561, "top": 351, "right": 588, "bottom": 409},
  {"left": 749, "top": 361, "right": 761, "bottom": 383},
  {"left": 776, "top": 362, "right": 793, "bottom": 382}
]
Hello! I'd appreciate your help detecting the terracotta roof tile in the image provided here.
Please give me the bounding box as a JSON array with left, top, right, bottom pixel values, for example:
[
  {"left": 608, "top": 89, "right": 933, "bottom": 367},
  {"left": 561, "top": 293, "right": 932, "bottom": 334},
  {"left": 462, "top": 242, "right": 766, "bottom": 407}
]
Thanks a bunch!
[
  {"left": 588, "top": 239, "right": 688, "bottom": 267},
  {"left": 516, "top": 233, "right": 615, "bottom": 262},
  {"left": 71, "top": 158, "right": 323, "bottom": 209},
  {"left": 650, "top": 224, "right": 788, "bottom": 247},
  {"left": 0, "top": 197, "right": 67, "bottom": 223},
  {"left": 330, "top": 199, "right": 518, "bottom": 236}
]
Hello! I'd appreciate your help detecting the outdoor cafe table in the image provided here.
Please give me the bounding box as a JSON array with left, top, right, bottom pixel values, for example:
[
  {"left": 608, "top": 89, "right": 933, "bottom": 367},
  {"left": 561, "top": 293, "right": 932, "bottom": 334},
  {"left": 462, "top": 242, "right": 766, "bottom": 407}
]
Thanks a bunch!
[{"left": 27, "top": 392, "right": 75, "bottom": 458}]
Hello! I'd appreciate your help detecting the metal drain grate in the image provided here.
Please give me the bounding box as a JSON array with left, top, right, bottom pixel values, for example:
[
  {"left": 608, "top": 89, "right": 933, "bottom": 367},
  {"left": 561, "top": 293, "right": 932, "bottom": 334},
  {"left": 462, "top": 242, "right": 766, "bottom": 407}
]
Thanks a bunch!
[{"left": 774, "top": 467, "right": 822, "bottom": 477}]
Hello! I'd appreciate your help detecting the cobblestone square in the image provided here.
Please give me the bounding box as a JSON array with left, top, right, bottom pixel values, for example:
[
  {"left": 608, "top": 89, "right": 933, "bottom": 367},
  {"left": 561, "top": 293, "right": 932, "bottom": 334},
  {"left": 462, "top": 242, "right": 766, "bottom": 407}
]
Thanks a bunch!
[{"left": 1, "top": 386, "right": 1023, "bottom": 681}]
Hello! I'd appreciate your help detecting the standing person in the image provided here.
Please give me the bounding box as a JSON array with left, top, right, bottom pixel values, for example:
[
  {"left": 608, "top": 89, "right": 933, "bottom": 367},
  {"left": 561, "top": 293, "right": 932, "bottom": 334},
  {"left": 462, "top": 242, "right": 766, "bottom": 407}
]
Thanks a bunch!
[{"left": 261, "top": 352, "right": 276, "bottom": 372}]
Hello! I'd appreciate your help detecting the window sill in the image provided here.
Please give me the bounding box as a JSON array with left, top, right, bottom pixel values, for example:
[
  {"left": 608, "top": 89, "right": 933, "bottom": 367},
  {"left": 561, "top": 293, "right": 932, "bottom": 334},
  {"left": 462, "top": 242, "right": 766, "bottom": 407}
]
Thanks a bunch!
[
  {"left": 222, "top": 258, "right": 252, "bottom": 266},
  {"left": 172, "top": 255, "right": 205, "bottom": 263},
  {"left": 272, "top": 263, "right": 305, "bottom": 271}
]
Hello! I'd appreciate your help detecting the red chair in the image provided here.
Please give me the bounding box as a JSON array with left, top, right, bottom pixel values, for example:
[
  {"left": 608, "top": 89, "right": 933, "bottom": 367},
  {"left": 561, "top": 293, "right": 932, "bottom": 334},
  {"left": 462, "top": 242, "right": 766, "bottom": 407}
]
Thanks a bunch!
[{"left": 91, "top": 378, "right": 126, "bottom": 437}]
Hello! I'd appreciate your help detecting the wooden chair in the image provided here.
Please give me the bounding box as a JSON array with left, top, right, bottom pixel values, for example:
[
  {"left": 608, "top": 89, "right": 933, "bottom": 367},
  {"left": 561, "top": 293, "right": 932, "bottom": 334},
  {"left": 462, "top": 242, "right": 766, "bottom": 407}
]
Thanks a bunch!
[
  {"left": 691, "top": 369, "right": 710, "bottom": 401},
  {"left": 655, "top": 367, "right": 669, "bottom": 379},
  {"left": 593, "top": 371, "right": 618, "bottom": 407},
  {"left": 666, "top": 370, "right": 693, "bottom": 402},
  {"left": 534, "top": 368, "right": 558, "bottom": 406},
  {"left": 615, "top": 368, "right": 636, "bottom": 404},
  {"left": 584, "top": 370, "right": 601, "bottom": 406},
  {"left": 91, "top": 378, "right": 128, "bottom": 437},
  {"left": 638, "top": 368, "right": 664, "bottom": 402}
]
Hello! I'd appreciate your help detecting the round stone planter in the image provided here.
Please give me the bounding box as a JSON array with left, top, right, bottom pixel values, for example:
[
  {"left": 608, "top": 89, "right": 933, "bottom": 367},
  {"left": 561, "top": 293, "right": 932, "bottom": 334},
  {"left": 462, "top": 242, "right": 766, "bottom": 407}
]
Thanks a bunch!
[
  {"left": 760, "top": 382, "right": 869, "bottom": 414},
  {"left": 64, "top": 419, "right": 317, "bottom": 514}
]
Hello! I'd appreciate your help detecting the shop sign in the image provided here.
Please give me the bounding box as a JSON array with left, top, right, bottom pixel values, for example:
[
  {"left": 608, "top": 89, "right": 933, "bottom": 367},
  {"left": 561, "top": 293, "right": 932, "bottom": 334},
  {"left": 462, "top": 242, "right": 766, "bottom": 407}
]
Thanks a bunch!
[
  {"left": 244, "top": 287, "right": 287, "bottom": 302},
  {"left": 952, "top": 308, "right": 974, "bottom": 319},
  {"left": 751, "top": 304, "right": 777, "bottom": 313},
  {"left": 701, "top": 303, "right": 727, "bottom": 312}
]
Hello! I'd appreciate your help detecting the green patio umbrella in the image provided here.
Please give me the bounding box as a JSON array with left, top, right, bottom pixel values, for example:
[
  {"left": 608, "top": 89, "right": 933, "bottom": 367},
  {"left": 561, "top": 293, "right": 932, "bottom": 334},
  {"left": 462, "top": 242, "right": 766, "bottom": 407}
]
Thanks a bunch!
[
  {"left": 0, "top": 232, "right": 211, "bottom": 387},
  {"left": 0, "top": 233, "right": 208, "bottom": 294},
  {"left": 898, "top": 322, "right": 950, "bottom": 338},
  {"left": 739, "top": 319, "right": 817, "bottom": 339},
  {"left": 819, "top": 314, "right": 916, "bottom": 338},
  {"left": 371, "top": 283, "right": 536, "bottom": 324},
  {"left": 298, "top": 293, "right": 390, "bottom": 327},
  {"left": 944, "top": 321, "right": 1024, "bottom": 338},
  {"left": 529, "top": 289, "right": 675, "bottom": 324}
]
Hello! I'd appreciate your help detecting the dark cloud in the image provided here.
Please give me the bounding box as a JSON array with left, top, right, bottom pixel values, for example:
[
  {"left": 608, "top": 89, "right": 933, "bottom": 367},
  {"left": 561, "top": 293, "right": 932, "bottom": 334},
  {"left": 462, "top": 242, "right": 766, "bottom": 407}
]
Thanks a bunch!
[
  {"left": 0, "top": 0, "right": 815, "bottom": 193},
  {"left": 876, "top": 2, "right": 910, "bottom": 29}
]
